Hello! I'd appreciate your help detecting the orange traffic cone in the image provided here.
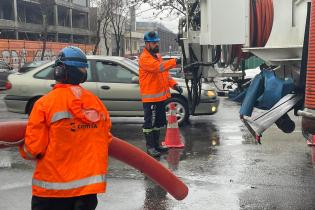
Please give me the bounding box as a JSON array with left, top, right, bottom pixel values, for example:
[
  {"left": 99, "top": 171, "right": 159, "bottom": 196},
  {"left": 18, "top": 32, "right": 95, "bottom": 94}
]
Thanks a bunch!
[{"left": 162, "top": 102, "right": 184, "bottom": 148}]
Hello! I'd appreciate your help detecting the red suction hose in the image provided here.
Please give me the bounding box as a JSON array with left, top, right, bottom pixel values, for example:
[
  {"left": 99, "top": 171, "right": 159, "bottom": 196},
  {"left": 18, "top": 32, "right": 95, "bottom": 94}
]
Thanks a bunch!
[
  {"left": 306, "top": 0, "right": 315, "bottom": 109},
  {"left": 0, "top": 121, "right": 26, "bottom": 149},
  {"left": 0, "top": 121, "right": 188, "bottom": 200}
]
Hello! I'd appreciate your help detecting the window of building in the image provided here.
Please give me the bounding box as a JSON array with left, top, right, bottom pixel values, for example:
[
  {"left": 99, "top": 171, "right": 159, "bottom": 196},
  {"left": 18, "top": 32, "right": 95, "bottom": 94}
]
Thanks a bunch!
[
  {"left": 72, "top": 10, "right": 88, "bottom": 29},
  {"left": 47, "top": 33, "right": 56, "bottom": 42},
  {"left": 58, "top": 6, "right": 71, "bottom": 27},
  {"left": 0, "top": 30, "right": 16, "bottom": 39},
  {"left": 0, "top": 0, "right": 14, "bottom": 20},
  {"left": 73, "top": 35, "right": 88, "bottom": 44},
  {"left": 17, "top": 1, "right": 42, "bottom": 25},
  {"left": 18, "top": 32, "right": 41, "bottom": 41},
  {"left": 58, "top": 33, "right": 71, "bottom": 43}
]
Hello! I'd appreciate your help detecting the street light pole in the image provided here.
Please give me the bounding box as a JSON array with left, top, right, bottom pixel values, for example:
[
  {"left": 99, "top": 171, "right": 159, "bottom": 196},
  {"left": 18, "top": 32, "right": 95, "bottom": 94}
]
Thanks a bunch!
[
  {"left": 130, "top": 23, "right": 132, "bottom": 55},
  {"left": 129, "top": 5, "right": 135, "bottom": 56}
]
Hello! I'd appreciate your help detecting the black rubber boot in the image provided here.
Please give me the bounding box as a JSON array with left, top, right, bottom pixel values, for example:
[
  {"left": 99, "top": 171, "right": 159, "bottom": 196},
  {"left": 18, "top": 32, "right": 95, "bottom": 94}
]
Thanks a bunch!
[
  {"left": 144, "top": 132, "right": 161, "bottom": 157},
  {"left": 153, "top": 130, "right": 168, "bottom": 153}
]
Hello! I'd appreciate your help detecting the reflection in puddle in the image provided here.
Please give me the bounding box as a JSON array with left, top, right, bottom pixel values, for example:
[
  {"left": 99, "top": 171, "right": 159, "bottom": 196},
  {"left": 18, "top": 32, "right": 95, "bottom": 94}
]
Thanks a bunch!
[
  {"left": 166, "top": 148, "right": 183, "bottom": 171},
  {"left": 142, "top": 178, "right": 168, "bottom": 210},
  {"left": 177, "top": 122, "right": 220, "bottom": 160}
]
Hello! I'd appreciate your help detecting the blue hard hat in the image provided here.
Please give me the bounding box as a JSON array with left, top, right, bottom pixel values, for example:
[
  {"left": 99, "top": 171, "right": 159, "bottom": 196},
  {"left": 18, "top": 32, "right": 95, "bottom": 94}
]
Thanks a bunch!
[
  {"left": 144, "top": 31, "right": 160, "bottom": 42},
  {"left": 55, "top": 46, "right": 88, "bottom": 68}
]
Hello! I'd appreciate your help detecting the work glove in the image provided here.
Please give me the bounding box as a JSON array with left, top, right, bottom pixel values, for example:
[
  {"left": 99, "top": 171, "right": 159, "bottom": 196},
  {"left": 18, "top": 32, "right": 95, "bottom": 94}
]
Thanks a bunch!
[
  {"left": 176, "top": 58, "right": 181, "bottom": 65},
  {"left": 173, "top": 84, "right": 183, "bottom": 94}
]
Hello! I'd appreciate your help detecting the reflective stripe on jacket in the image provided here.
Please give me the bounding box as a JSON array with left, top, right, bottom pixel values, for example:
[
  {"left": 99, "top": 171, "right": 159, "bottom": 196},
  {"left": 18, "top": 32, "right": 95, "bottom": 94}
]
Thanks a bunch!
[
  {"left": 139, "top": 48, "right": 177, "bottom": 102},
  {"left": 19, "top": 84, "right": 112, "bottom": 198}
]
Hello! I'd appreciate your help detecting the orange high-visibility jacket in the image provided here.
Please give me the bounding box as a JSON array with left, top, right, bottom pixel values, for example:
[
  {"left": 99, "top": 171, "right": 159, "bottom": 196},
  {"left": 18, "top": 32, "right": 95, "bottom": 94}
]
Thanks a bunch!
[
  {"left": 19, "top": 84, "right": 112, "bottom": 198},
  {"left": 139, "top": 48, "right": 177, "bottom": 102}
]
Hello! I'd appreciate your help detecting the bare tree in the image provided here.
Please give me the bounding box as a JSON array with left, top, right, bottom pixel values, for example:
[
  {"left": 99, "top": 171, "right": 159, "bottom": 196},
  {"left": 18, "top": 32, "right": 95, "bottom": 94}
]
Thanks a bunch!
[
  {"left": 91, "top": 0, "right": 113, "bottom": 55},
  {"left": 39, "top": 0, "right": 54, "bottom": 60},
  {"left": 110, "top": 0, "right": 142, "bottom": 56},
  {"left": 110, "top": 0, "right": 127, "bottom": 56},
  {"left": 139, "top": 0, "right": 186, "bottom": 17},
  {"left": 102, "top": 16, "right": 112, "bottom": 55},
  {"left": 92, "top": 0, "right": 141, "bottom": 56}
]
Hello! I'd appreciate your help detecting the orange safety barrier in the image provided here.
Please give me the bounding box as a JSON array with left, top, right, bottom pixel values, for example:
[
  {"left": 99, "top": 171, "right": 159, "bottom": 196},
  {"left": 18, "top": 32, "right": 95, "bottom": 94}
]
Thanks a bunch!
[
  {"left": 306, "top": 0, "right": 315, "bottom": 109},
  {"left": 0, "top": 121, "right": 188, "bottom": 201},
  {"left": 0, "top": 39, "right": 96, "bottom": 69}
]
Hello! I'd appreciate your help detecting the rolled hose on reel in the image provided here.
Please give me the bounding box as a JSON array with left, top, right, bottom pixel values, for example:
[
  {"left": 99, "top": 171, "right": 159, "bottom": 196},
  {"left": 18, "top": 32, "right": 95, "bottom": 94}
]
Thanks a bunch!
[{"left": 0, "top": 121, "right": 188, "bottom": 201}]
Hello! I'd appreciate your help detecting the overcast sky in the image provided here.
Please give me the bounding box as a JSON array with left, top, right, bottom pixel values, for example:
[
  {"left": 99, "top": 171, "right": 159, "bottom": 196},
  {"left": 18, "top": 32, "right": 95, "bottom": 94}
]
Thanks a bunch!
[{"left": 136, "top": 3, "right": 180, "bottom": 33}]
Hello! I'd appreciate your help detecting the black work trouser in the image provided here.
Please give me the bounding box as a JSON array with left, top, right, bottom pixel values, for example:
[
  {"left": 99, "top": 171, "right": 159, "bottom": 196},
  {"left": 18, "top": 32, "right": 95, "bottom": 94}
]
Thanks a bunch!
[
  {"left": 143, "top": 101, "right": 167, "bottom": 130},
  {"left": 32, "top": 194, "right": 98, "bottom": 210}
]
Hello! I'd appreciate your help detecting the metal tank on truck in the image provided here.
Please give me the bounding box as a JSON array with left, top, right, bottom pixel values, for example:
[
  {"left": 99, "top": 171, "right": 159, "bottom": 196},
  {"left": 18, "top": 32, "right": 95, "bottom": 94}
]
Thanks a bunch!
[{"left": 177, "top": 0, "right": 315, "bottom": 145}]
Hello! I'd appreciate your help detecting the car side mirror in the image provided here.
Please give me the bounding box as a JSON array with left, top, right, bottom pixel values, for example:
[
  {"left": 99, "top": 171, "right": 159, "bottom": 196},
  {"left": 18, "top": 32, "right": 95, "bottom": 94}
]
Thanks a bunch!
[{"left": 131, "top": 76, "right": 139, "bottom": 84}]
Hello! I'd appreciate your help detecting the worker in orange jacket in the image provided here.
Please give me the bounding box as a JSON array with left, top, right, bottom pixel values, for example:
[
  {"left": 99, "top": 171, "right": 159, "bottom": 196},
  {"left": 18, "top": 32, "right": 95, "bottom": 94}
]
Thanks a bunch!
[
  {"left": 139, "top": 31, "right": 183, "bottom": 157},
  {"left": 19, "top": 46, "right": 112, "bottom": 210}
]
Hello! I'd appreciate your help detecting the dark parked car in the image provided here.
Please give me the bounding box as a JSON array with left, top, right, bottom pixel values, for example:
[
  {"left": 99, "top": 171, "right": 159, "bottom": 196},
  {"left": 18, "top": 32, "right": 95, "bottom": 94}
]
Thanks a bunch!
[
  {"left": 0, "top": 61, "right": 13, "bottom": 90},
  {"left": 18, "top": 60, "right": 50, "bottom": 73}
]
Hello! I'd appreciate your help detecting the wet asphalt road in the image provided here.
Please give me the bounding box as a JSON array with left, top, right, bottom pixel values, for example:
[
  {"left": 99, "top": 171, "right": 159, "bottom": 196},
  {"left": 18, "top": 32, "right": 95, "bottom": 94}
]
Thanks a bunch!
[{"left": 1, "top": 92, "right": 315, "bottom": 210}]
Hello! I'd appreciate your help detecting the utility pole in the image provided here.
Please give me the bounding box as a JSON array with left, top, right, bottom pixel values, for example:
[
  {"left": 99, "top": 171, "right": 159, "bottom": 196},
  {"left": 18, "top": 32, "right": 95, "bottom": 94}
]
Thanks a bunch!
[
  {"left": 129, "top": 6, "right": 135, "bottom": 55},
  {"left": 130, "top": 23, "right": 132, "bottom": 55}
]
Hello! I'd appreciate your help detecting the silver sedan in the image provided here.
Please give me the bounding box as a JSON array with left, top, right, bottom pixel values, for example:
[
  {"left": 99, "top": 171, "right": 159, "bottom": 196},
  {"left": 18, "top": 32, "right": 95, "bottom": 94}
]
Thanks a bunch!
[{"left": 4, "top": 55, "right": 219, "bottom": 125}]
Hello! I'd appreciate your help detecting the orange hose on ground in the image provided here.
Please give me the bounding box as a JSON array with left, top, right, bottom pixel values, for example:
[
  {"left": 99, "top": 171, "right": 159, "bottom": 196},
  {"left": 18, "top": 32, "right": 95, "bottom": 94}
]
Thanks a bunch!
[
  {"left": 306, "top": 0, "right": 315, "bottom": 109},
  {"left": 110, "top": 136, "right": 188, "bottom": 200},
  {"left": 0, "top": 121, "right": 26, "bottom": 149},
  {"left": 0, "top": 121, "right": 188, "bottom": 200}
]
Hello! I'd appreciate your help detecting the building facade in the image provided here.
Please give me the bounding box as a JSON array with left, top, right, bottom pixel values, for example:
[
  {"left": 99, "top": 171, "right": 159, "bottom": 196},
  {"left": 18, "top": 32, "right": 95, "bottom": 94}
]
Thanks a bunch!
[
  {"left": 123, "top": 31, "right": 143, "bottom": 56},
  {"left": 136, "top": 21, "right": 179, "bottom": 55},
  {"left": 0, "top": 0, "right": 95, "bottom": 44},
  {"left": 94, "top": 5, "right": 179, "bottom": 57},
  {"left": 121, "top": 21, "right": 179, "bottom": 57}
]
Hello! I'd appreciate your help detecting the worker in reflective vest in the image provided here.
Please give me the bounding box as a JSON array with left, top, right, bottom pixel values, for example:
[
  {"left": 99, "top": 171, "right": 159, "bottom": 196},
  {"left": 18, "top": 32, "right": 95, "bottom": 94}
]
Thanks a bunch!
[
  {"left": 139, "top": 31, "right": 183, "bottom": 157},
  {"left": 19, "top": 46, "right": 112, "bottom": 210}
]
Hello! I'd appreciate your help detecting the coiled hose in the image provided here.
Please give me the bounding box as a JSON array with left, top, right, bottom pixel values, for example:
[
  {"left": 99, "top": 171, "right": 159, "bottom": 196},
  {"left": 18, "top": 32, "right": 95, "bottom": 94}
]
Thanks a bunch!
[
  {"left": 230, "top": 0, "right": 274, "bottom": 69},
  {"left": 306, "top": 0, "right": 315, "bottom": 109}
]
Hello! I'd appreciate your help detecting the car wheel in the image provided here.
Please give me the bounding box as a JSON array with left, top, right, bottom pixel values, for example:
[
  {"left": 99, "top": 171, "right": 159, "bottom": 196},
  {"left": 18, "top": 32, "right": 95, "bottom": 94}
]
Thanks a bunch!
[{"left": 165, "top": 97, "right": 189, "bottom": 126}]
